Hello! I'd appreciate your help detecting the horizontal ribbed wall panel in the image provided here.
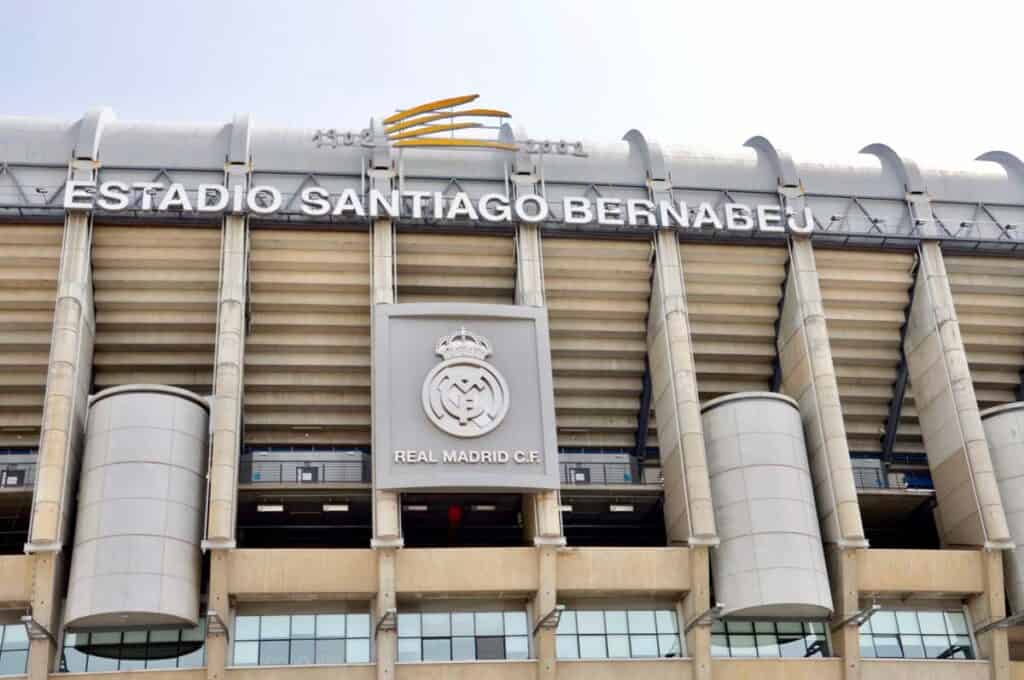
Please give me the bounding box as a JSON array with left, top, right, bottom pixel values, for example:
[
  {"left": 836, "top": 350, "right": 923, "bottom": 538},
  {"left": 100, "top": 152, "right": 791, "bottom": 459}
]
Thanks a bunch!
[
  {"left": 0, "top": 225, "right": 61, "bottom": 447},
  {"left": 815, "top": 249, "right": 919, "bottom": 453},
  {"left": 397, "top": 232, "right": 514, "bottom": 304},
  {"left": 680, "top": 244, "right": 786, "bottom": 403},
  {"left": 244, "top": 229, "right": 370, "bottom": 445},
  {"left": 544, "top": 237, "right": 650, "bottom": 447},
  {"left": 945, "top": 254, "right": 1024, "bottom": 410},
  {"left": 92, "top": 225, "right": 219, "bottom": 394}
]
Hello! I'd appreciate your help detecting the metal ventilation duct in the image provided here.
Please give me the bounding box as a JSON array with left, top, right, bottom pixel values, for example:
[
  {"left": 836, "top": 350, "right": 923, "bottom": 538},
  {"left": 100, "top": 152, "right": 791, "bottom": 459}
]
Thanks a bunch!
[
  {"left": 65, "top": 384, "right": 209, "bottom": 629},
  {"left": 702, "top": 392, "right": 833, "bottom": 619}
]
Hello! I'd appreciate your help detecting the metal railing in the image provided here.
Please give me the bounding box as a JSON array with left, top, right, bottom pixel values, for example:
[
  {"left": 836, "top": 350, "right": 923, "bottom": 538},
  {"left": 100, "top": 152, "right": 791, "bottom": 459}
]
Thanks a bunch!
[
  {"left": 559, "top": 461, "right": 656, "bottom": 486},
  {"left": 0, "top": 461, "right": 36, "bottom": 490},
  {"left": 239, "top": 457, "right": 370, "bottom": 485},
  {"left": 853, "top": 466, "right": 934, "bottom": 491}
]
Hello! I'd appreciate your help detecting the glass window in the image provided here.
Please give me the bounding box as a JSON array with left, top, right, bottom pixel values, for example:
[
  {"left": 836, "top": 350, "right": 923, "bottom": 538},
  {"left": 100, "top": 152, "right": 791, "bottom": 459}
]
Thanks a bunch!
[
  {"left": 59, "top": 624, "right": 207, "bottom": 672},
  {"left": 0, "top": 623, "right": 29, "bottom": 676},
  {"left": 858, "top": 610, "right": 974, "bottom": 661},
  {"left": 557, "top": 609, "right": 683, "bottom": 659},
  {"left": 711, "top": 620, "right": 829, "bottom": 658},
  {"left": 232, "top": 612, "right": 369, "bottom": 666},
  {"left": 396, "top": 610, "right": 530, "bottom": 663}
]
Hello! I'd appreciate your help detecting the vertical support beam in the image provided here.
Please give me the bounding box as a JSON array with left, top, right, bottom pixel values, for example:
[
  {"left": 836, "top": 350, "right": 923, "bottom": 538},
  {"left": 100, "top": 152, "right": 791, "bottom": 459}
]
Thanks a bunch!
[
  {"left": 27, "top": 145, "right": 99, "bottom": 680},
  {"left": 682, "top": 546, "right": 712, "bottom": 680},
  {"left": 648, "top": 230, "right": 717, "bottom": 546},
  {"left": 906, "top": 242, "right": 1013, "bottom": 550},
  {"left": 204, "top": 113, "right": 253, "bottom": 678},
  {"left": 826, "top": 545, "right": 860, "bottom": 680},
  {"left": 880, "top": 260, "right": 917, "bottom": 461},
  {"left": 970, "top": 549, "right": 1011, "bottom": 680}
]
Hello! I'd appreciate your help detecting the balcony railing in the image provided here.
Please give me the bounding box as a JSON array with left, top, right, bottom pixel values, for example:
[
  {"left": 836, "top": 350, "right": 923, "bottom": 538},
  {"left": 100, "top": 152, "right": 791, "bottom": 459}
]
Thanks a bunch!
[
  {"left": 239, "top": 454, "right": 370, "bottom": 485},
  {"left": 558, "top": 458, "right": 660, "bottom": 486},
  {"left": 0, "top": 459, "right": 36, "bottom": 490},
  {"left": 853, "top": 466, "right": 934, "bottom": 491}
]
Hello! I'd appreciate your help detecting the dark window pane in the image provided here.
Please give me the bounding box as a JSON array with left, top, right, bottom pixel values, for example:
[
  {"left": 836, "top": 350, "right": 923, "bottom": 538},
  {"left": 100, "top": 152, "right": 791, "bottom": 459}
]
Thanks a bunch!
[
  {"left": 316, "top": 614, "right": 345, "bottom": 639},
  {"left": 150, "top": 630, "right": 178, "bottom": 644},
  {"left": 453, "top": 637, "right": 476, "bottom": 661},
  {"left": 260, "top": 639, "right": 289, "bottom": 665},
  {"left": 315, "top": 639, "right": 345, "bottom": 665},
  {"left": 291, "top": 639, "right": 315, "bottom": 665},
  {"left": 476, "top": 636, "right": 505, "bottom": 660},
  {"left": 234, "top": 641, "right": 259, "bottom": 665},
  {"left": 423, "top": 638, "right": 451, "bottom": 662}
]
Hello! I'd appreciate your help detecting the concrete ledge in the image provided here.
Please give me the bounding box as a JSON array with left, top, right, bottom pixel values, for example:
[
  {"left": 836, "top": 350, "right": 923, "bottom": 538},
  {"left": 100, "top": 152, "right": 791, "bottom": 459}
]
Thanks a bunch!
[
  {"left": 226, "top": 665, "right": 374, "bottom": 680},
  {"left": 395, "top": 660, "right": 536, "bottom": 680},
  {"left": 860, "top": 659, "right": 990, "bottom": 680},
  {"left": 0, "top": 555, "right": 33, "bottom": 607},
  {"left": 712, "top": 658, "right": 842, "bottom": 680},
  {"left": 858, "top": 549, "right": 985, "bottom": 595},
  {"left": 557, "top": 547, "right": 690, "bottom": 596},
  {"left": 558, "top": 658, "right": 693, "bottom": 680},
  {"left": 396, "top": 548, "right": 538, "bottom": 595},
  {"left": 227, "top": 549, "right": 377, "bottom": 599}
]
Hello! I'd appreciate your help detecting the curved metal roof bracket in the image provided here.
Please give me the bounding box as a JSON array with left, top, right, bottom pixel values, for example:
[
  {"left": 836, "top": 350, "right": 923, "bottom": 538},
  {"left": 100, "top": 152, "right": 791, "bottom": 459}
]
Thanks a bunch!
[
  {"left": 74, "top": 107, "right": 114, "bottom": 162},
  {"left": 744, "top": 136, "right": 800, "bottom": 189},
  {"left": 860, "top": 143, "right": 933, "bottom": 238},
  {"left": 226, "top": 114, "right": 253, "bottom": 192},
  {"left": 976, "top": 151, "right": 1024, "bottom": 190},
  {"left": 623, "top": 129, "right": 671, "bottom": 211}
]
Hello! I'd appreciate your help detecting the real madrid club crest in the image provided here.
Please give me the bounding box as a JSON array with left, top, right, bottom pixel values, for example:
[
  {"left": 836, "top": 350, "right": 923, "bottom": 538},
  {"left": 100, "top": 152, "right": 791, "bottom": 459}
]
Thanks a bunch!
[{"left": 422, "top": 327, "right": 510, "bottom": 438}]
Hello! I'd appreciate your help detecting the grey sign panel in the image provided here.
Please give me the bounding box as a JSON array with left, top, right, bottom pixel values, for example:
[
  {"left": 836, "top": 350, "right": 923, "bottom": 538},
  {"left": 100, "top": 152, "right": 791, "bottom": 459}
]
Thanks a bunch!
[{"left": 373, "top": 303, "right": 558, "bottom": 491}]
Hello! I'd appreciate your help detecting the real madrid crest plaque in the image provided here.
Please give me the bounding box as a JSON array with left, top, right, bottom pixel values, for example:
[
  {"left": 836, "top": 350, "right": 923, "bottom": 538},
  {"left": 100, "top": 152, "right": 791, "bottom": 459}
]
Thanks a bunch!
[{"left": 372, "top": 303, "right": 559, "bottom": 491}]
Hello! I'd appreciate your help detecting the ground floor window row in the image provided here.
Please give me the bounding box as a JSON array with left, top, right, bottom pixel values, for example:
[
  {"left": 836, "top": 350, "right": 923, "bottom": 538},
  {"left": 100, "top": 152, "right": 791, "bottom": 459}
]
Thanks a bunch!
[
  {"left": 234, "top": 613, "right": 371, "bottom": 665},
  {"left": 859, "top": 610, "right": 973, "bottom": 660},
  {"left": 60, "top": 626, "right": 205, "bottom": 672}
]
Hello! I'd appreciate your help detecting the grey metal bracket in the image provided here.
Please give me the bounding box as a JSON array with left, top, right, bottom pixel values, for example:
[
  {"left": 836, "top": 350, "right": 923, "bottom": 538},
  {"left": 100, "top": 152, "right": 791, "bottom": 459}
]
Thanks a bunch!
[
  {"left": 881, "top": 253, "right": 920, "bottom": 460},
  {"left": 74, "top": 107, "right": 114, "bottom": 162},
  {"left": 623, "top": 129, "right": 672, "bottom": 209},
  {"left": 860, "top": 143, "right": 933, "bottom": 238}
]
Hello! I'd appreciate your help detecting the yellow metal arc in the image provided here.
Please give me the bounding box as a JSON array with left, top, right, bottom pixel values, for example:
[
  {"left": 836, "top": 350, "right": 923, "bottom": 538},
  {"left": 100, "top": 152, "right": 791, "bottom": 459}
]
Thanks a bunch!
[
  {"left": 393, "top": 138, "right": 519, "bottom": 151},
  {"left": 388, "top": 122, "right": 482, "bottom": 141},
  {"left": 382, "top": 94, "right": 479, "bottom": 125},
  {"left": 384, "top": 108, "right": 512, "bottom": 134}
]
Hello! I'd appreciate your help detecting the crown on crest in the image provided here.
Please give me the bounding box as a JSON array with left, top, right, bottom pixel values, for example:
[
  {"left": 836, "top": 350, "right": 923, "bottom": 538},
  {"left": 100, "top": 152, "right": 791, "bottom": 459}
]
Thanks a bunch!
[{"left": 436, "top": 327, "right": 492, "bottom": 361}]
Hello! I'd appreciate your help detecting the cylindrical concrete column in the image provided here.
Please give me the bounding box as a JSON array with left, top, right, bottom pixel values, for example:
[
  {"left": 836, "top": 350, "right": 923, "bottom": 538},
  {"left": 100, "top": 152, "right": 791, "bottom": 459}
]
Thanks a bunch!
[
  {"left": 981, "top": 402, "right": 1024, "bottom": 613},
  {"left": 702, "top": 392, "right": 833, "bottom": 618},
  {"left": 65, "top": 385, "right": 209, "bottom": 628}
]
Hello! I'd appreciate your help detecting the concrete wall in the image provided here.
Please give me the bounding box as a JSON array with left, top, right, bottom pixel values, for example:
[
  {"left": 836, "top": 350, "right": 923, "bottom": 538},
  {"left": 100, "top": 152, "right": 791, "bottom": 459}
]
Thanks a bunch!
[
  {"left": 556, "top": 547, "right": 690, "bottom": 596},
  {"left": 0, "top": 554, "right": 33, "bottom": 606},
  {"left": 557, "top": 659, "right": 692, "bottom": 680},
  {"left": 226, "top": 666, "right": 374, "bottom": 680},
  {"left": 395, "top": 661, "right": 537, "bottom": 680},
  {"left": 395, "top": 548, "right": 539, "bottom": 595},
  {"left": 227, "top": 549, "right": 377, "bottom": 599},
  {"left": 712, "top": 658, "right": 842, "bottom": 680},
  {"left": 857, "top": 549, "right": 986, "bottom": 595},
  {"left": 860, "top": 660, "right": 990, "bottom": 680}
]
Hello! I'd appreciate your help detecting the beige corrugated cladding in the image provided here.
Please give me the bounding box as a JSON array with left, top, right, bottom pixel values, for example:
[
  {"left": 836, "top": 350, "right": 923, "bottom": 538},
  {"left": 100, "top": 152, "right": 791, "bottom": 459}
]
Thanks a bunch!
[
  {"left": 945, "top": 255, "right": 1024, "bottom": 410},
  {"left": 244, "top": 228, "right": 371, "bottom": 446},
  {"left": 815, "top": 249, "right": 923, "bottom": 454},
  {"left": 542, "top": 237, "right": 651, "bottom": 448},
  {"left": 91, "top": 225, "right": 220, "bottom": 394},
  {"left": 0, "top": 225, "right": 61, "bottom": 447},
  {"left": 396, "top": 232, "right": 515, "bottom": 304},
  {"left": 680, "top": 244, "right": 786, "bottom": 403}
]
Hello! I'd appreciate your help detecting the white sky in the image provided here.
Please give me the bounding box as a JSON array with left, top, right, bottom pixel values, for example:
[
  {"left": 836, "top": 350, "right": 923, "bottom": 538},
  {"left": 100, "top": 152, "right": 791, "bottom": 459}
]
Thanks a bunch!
[{"left": 3, "top": 0, "right": 1021, "bottom": 170}]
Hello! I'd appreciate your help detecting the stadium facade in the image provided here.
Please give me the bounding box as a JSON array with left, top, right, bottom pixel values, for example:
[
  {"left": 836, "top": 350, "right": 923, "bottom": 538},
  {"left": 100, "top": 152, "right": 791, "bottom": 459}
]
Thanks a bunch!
[{"left": 2, "top": 96, "right": 1024, "bottom": 680}]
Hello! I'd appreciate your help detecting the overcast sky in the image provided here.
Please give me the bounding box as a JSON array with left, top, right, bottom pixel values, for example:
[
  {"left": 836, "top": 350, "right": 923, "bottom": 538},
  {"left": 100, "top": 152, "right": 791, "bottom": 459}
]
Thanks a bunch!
[{"left": 3, "top": 0, "right": 1020, "bottom": 170}]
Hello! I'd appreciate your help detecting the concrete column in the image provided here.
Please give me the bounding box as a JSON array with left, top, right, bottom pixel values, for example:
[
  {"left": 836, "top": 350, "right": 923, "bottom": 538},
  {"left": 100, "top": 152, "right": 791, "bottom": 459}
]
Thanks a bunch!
[
  {"left": 205, "top": 214, "right": 248, "bottom": 549},
  {"left": 370, "top": 217, "right": 400, "bottom": 680},
  {"left": 533, "top": 546, "right": 558, "bottom": 680},
  {"left": 682, "top": 545, "right": 711, "bottom": 680},
  {"left": 906, "top": 242, "right": 1013, "bottom": 549},
  {"left": 648, "top": 230, "right": 717, "bottom": 545},
  {"left": 777, "top": 237, "right": 867, "bottom": 547},
  {"left": 825, "top": 545, "right": 860, "bottom": 680},
  {"left": 969, "top": 549, "right": 1011, "bottom": 680},
  {"left": 26, "top": 207, "right": 95, "bottom": 680},
  {"left": 203, "top": 214, "right": 248, "bottom": 680}
]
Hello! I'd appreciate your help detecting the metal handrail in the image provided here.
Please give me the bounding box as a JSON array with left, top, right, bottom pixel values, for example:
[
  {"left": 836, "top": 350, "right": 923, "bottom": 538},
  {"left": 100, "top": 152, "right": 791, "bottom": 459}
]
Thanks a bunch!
[
  {"left": 559, "top": 461, "right": 654, "bottom": 486},
  {"left": 238, "top": 456, "right": 369, "bottom": 484},
  {"left": 852, "top": 466, "right": 933, "bottom": 491},
  {"left": 0, "top": 461, "right": 37, "bottom": 489}
]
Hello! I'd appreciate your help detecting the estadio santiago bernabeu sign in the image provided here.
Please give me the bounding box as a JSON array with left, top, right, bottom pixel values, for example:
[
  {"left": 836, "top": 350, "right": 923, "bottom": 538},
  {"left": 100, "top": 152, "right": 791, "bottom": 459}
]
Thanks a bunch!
[
  {"left": 372, "top": 303, "right": 558, "bottom": 491},
  {"left": 62, "top": 181, "right": 815, "bottom": 234}
]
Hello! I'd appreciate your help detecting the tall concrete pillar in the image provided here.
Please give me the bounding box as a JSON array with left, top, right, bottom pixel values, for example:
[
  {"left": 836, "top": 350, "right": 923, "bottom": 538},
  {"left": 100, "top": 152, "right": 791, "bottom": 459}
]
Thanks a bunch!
[
  {"left": 969, "top": 549, "right": 1011, "bottom": 680},
  {"left": 682, "top": 546, "right": 712, "bottom": 680},
  {"left": 204, "top": 211, "right": 249, "bottom": 680},
  {"left": 26, "top": 202, "right": 96, "bottom": 680},
  {"left": 906, "top": 242, "right": 1013, "bottom": 550},
  {"left": 776, "top": 237, "right": 866, "bottom": 680},
  {"left": 370, "top": 215, "right": 399, "bottom": 679},
  {"left": 648, "top": 230, "right": 717, "bottom": 546}
]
